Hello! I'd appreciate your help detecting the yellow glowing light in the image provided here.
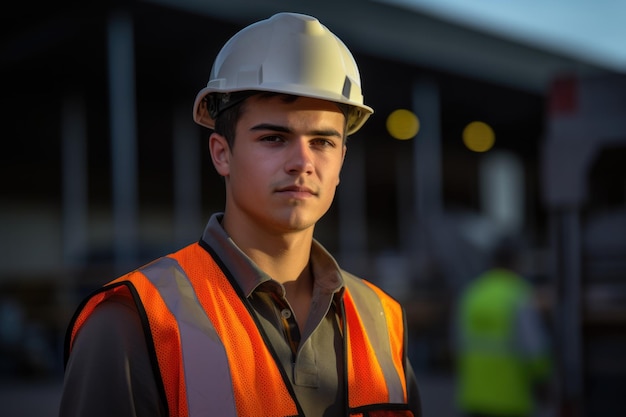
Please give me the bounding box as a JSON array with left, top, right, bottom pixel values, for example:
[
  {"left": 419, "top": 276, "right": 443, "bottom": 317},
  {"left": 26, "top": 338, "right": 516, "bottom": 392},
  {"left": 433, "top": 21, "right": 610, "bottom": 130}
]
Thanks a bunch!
[
  {"left": 463, "top": 121, "right": 495, "bottom": 152},
  {"left": 386, "top": 109, "right": 420, "bottom": 140}
]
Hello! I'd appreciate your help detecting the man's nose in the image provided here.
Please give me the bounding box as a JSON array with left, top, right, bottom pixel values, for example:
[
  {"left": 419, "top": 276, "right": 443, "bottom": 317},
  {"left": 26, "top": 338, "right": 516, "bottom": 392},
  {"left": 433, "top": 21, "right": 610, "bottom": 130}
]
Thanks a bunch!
[{"left": 285, "top": 139, "right": 314, "bottom": 174}]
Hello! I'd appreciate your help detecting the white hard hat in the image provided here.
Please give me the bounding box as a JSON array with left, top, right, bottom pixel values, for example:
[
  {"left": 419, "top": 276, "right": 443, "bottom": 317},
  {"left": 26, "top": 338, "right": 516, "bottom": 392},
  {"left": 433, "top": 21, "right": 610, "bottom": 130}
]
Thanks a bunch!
[{"left": 193, "top": 12, "right": 373, "bottom": 135}]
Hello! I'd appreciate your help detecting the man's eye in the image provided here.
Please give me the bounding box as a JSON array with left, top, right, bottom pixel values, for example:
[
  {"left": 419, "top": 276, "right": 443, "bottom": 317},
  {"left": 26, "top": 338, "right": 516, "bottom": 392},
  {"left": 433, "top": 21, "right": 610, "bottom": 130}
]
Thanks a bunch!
[
  {"left": 312, "top": 138, "right": 336, "bottom": 148},
  {"left": 260, "top": 135, "right": 284, "bottom": 143}
]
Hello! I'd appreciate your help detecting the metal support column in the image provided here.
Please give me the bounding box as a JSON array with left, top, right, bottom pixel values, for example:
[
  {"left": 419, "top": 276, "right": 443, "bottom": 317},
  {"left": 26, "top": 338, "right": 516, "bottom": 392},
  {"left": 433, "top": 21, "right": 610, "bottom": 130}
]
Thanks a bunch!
[
  {"left": 173, "top": 104, "right": 202, "bottom": 247},
  {"left": 61, "top": 93, "right": 88, "bottom": 267},
  {"left": 557, "top": 209, "right": 584, "bottom": 416},
  {"left": 107, "top": 9, "right": 138, "bottom": 271},
  {"left": 412, "top": 78, "right": 443, "bottom": 231}
]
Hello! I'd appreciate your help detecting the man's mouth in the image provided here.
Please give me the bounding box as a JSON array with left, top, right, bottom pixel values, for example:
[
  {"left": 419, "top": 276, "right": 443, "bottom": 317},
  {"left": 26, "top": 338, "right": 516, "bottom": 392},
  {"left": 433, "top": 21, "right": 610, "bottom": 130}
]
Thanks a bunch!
[{"left": 276, "top": 185, "right": 317, "bottom": 197}]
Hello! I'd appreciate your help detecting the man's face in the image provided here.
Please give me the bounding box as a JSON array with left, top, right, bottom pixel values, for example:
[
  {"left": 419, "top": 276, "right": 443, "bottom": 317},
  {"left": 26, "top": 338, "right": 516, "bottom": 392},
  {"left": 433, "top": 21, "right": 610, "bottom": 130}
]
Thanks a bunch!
[{"left": 211, "top": 95, "right": 347, "bottom": 236}]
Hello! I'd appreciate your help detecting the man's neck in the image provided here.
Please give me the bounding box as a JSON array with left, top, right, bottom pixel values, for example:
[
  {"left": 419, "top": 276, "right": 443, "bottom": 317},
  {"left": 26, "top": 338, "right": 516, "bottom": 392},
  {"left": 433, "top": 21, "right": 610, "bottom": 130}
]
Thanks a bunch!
[
  {"left": 222, "top": 213, "right": 316, "bottom": 330},
  {"left": 222, "top": 214, "right": 314, "bottom": 285}
]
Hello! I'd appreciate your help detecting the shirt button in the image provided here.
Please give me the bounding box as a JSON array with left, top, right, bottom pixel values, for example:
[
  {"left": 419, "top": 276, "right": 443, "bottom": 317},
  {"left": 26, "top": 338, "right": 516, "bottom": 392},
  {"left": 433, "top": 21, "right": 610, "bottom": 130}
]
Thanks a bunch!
[{"left": 281, "top": 309, "right": 292, "bottom": 319}]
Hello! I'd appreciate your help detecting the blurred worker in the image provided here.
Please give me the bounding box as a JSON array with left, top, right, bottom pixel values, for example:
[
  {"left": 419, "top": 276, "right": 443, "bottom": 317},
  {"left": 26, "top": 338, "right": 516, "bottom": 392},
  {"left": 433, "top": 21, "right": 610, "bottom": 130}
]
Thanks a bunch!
[
  {"left": 59, "top": 12, "right": 421, "bottom": 417},
  {"left": 453, "top": 237, "right": 552, "bottom": 417}
]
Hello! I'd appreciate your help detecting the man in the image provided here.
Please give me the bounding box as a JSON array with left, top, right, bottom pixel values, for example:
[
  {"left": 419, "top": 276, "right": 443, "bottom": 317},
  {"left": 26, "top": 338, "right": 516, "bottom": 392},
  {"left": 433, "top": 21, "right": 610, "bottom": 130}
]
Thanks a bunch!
[
  {"left": 59, "top": 12, "right": 421, "bottom": 417},
  {"left": 453, "top": 237, "right": 552, "bottom": 417}
]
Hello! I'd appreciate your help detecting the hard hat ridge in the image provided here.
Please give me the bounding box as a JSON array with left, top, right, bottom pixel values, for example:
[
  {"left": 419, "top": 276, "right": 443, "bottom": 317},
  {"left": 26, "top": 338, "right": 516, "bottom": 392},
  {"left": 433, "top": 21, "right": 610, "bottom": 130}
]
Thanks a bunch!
[{"left": 193, "top": 12, "right": 373, "bottom": 135}]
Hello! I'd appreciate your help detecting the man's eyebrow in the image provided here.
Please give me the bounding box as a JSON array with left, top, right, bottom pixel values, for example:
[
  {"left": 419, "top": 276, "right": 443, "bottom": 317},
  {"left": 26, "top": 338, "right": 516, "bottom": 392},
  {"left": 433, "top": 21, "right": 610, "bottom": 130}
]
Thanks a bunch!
[
  {"left": 250, "top": 123, "right": 291, "bottom": 134},
  {"left": 250, "top": 123, "right": 343, "bottom": 138}
]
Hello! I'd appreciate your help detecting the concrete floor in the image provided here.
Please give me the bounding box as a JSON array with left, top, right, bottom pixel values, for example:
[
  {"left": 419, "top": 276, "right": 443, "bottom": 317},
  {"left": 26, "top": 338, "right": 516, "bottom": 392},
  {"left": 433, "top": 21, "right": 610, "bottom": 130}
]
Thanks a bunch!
[{"left": 0, "top": 373, "right": 462, "bottom": 417}]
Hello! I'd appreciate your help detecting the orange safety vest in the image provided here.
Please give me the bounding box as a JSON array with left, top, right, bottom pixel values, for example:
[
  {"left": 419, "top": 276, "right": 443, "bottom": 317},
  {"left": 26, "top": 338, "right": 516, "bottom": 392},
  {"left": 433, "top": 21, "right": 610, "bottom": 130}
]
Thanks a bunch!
[{"left": 66, "top": 241, "right": 413, "bottom": 417}]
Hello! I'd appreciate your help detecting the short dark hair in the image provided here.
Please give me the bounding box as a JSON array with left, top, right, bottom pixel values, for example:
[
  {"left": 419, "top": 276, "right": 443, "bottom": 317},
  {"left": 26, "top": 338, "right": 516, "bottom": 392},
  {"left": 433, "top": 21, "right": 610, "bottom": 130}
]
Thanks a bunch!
[{"left": 212, "top": 97, "right": 243, "bottom": 149}]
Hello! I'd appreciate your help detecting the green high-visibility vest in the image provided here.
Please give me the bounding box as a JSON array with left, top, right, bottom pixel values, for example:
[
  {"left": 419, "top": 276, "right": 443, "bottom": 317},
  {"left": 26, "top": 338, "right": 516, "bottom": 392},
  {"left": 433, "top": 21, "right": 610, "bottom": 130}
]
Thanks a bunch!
[{"left": 455, "top": 268, "right": 551, "bottom": 416}]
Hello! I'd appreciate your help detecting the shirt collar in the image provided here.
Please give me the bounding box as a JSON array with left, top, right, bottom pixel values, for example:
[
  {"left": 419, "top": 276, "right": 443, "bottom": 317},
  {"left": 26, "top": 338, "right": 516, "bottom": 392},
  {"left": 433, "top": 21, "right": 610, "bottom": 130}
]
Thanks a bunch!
[{"left": 201, "top": 213, "right": 344, "bottom": 297}]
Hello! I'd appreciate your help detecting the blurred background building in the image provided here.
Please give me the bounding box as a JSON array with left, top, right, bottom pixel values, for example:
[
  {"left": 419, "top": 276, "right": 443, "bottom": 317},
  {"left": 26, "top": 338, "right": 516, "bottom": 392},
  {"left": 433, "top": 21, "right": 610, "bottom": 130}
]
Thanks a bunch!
[{"left": 1, "top": 0, "right": 625, "bottom": 416}]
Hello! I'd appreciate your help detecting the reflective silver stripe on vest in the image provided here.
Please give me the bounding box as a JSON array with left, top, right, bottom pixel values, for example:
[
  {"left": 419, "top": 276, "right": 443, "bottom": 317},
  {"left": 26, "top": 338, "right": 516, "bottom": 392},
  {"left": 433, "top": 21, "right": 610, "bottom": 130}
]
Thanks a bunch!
[
  {"left": 140, "top": 257, "right": 238, "bottom": 417},
  {"left": 345, "top": 278, "right": 405, "bottom": 404}
]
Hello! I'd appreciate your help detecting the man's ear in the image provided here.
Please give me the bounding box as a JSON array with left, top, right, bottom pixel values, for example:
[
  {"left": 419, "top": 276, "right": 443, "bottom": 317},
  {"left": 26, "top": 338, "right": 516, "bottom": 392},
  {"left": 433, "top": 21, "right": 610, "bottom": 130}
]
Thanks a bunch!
[{"left": 208, "top": 132, "right": 231, "bottom": 177}]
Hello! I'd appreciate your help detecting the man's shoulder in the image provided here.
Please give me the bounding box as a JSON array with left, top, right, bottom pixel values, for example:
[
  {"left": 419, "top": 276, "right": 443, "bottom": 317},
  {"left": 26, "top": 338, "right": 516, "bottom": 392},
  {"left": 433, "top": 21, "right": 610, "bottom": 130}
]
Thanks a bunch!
[
  {"left": 340, "top": 269, "right": 401, "bottom": 305},
  {"left": 339, "top": 268, "right": 369, "bottom": 291}
]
